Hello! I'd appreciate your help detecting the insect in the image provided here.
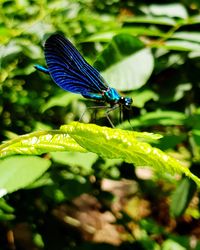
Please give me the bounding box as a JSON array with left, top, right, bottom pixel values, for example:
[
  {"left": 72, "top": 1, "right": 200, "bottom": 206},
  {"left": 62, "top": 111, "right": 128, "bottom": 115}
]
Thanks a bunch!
[{"left": 35, "top": 34, "right": 132, "bottom": 126}]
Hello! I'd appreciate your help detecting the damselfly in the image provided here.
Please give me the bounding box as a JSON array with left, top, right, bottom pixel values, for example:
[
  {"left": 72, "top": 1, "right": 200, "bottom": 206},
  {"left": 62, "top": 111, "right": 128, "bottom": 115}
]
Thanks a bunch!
[{"left": 35, "top": 34, "right": 132, "bottom": 126}]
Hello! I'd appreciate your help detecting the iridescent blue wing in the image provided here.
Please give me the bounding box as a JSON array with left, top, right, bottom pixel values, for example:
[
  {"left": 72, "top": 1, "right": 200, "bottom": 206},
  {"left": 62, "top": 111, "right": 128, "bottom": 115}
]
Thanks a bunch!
[{"left": 44, "top": 34, "right": 108, "bottom": 96}]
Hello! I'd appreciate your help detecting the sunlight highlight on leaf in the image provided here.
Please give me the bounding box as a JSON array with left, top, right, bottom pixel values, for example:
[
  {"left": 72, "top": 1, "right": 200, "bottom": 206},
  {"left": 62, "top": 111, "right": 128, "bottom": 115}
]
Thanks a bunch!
[
  {"left": 61, "top": 122, "right": 200, "bottom": 187},
  {"left": 0, "top": 122, "right": 200, "bottom": 187},
  {"left": 0, "top": 130, "right": 86, "bottom": 158}
]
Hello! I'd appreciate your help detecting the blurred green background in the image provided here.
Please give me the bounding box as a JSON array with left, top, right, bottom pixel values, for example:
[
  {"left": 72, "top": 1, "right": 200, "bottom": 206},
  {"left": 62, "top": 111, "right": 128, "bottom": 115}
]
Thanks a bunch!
[{"left": 1, "top": 0, "right": 200, "bottom": 249}]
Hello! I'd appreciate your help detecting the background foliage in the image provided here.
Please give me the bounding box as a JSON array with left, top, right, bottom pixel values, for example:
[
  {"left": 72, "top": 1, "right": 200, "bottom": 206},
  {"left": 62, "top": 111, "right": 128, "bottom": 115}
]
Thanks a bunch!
[{"left": 1, "top": 0, "right": 200, "bottom": 249}]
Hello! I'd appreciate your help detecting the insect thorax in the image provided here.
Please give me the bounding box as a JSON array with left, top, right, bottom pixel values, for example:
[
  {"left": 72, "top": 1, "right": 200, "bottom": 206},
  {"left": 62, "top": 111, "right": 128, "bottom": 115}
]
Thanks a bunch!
[{"left": 103, "top": 88, "right": 121, "bottom": 103}]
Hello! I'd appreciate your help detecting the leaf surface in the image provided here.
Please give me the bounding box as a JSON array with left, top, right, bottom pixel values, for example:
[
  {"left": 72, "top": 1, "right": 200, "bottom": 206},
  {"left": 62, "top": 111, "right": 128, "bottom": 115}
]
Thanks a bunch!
[
  {"left": 0, "top": 156, "right": 51, "bottom": 197},
  {"left": 94, "top": 34, "right": 154, "bottom": 91},
  {"left": 1, "top": 122, "right": 200, "bottom": 187}
]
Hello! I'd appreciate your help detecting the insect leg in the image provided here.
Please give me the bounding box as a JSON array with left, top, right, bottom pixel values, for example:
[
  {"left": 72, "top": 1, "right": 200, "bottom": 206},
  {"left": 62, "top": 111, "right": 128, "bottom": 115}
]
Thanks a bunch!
[
  {"left": 79, "top": 105, "right": 110, "bottom": 123},
  {"left": 105, "top": 105, "right": 119, "bottom": 128}
]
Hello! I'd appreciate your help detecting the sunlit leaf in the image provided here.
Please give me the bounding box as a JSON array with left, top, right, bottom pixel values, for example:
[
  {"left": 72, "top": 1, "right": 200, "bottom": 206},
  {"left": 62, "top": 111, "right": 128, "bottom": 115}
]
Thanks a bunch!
[
  {"left": 61, "top": 122, "right": 200, "bottom": 187},
  {"left": 95, "top": 34, "right": 154, "bottom": 91},
  {"left": 84, "top": 27, "right": 165, "bottom": 43},
  {"left": 0, "top": 156, "right": 51, "bottom": 197},
  {"left": 173, "top": 31, "right": 200, "bottom": 43},
  {"left": 161, "top": 40, "right": 200, "bottom": 51},
  {"left": 102, "top": 48, "right": 154, "bottom": 91},
  {"left": 1, "top": 122, "right": 198, "bottom": 186},
  {"left": 149, "top": 3, "right": 188, "bottom": 19},
  {"left": 162, "top": 239, "right": 187, "bottom": 250},
  {"left": 124, "top": 16, "right": 177, "bottom": 26},
  {"left": 0, "top": 130, "right": 86, "bottom": 159},
  {"left": 1, "top": 42, "right": 22, "bottom": 62}
]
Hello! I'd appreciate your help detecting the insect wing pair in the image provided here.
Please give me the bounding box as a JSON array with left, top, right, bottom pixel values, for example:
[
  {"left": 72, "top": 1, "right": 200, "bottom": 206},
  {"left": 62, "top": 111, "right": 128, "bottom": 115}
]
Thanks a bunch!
[{"left": 35, "top": 34, "right": 132, "bottom": 124}]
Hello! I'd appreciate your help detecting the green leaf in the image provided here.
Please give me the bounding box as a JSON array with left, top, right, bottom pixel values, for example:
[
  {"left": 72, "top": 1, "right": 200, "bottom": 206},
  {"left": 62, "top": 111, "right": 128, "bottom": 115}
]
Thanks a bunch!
[
  {"left": 84, "top": 27, "right": 165, "bottom": 43},
  {"left": 27, "top": 172, "right": 53, "bottom": 189},
  {"left": 21, "top": 41, "right": 42, "bottom": 59},
  {"left": 43, "top": 178, "right": 92, "bottom": 202},
  {"left": 0, "top": 156, "right": 51, "bottom": 197},
  {"left": 189, "top": 129, "right": 200, "bottom": 161},
  {"left": 140, "top": 218, "right": 165, "bottom": 235},
  {"left": 189, "top": 15, "right": 200, "bottom": 25},
  {"left": 186, "top": 108, "right": 200, "bottom": 130},
  {"left": 162, "top": 239, "right": 186, "bottom": 250},
  {"left": 173, "top": 31, "right": 200, "bottom": 43},
  {"left": 120, "top": 27, "right": 165, "bottom": 38},
  {"left": 95, "top": 34, "right": 144, "bottom": 71},
  {"left": 0, "top": 187, "right": 16, "bottom": 220},
  {"left": 158, "top": 134, "right": 186, "bottom": 151},
  {"left": 33, "top": 122, "right": 52, "bottom": 131},
  {"left": 0, "top": 198, "right": 14, "bottom": 213},
  {"left": 153, "top": 82, "right": 192, "bottom": 104},
  {"left": 122, "top": 110, "right": 187, "bottom": 128},
  {"left": 1, "top": 42, "right": 22, "bottom": 62},
  {"left": 83, "top": 31, "right": 116, "bottom": 43},
  {"left": 50, "top": 151, "right": 98, "bottom": 174},
  {"left": 94, "top": 34, "right": 154, "bottom": 91},
  {"left": 41, "top": 92, "right": 80, "bottom": 112},
  {"left": 61, "top": 122, "right": 200, "bottom": 187},
  {"left": 1, "top": 122, "right": 200, "bottom": 187},
  {"left": 161, "top": 40, "right": 200, "bottom": 51},
  {"left": 95, "top": 158, "right": 123, "bottom": 179},
  {"left": 102, "top": 48, "right": 154, "bottom": 91},
  {"left": 188, "top": 51, "right": 200, "bottom": 58},
  {"left": 0, "top": 130, "right": 86, "bottom": 158},
  {"left": 149, "top": 4, "right": 188, "bottom": 19},
  {"left": 170, "top": 178, "right": 197, "bottom": 217},
  {"left": 131, "top": 89, "right": 159, "bottom": 108},
  {"left": 0, "top": 209, "right": 15, "bottom": 221},
  {"left": 60, "top": 179, "right": 92, "bottom": 200},
  {"left": 173, "top": 83, "right": 192, "bottom": 102},
  {"left": 124, "top": 16, "right": 177, "bottom": 26}
]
